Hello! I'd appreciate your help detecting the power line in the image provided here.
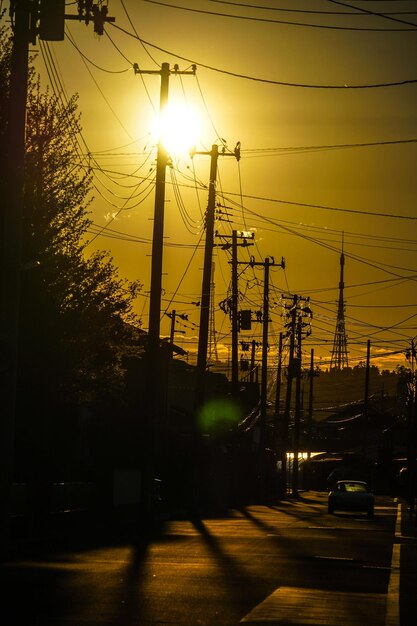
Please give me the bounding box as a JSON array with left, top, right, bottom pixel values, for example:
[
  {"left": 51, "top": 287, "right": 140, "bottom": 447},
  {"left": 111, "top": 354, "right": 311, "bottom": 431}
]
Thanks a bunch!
[
  {"left": 221, "top": 190, "right": 416, "bottom": 220},
  {"left": 120, "top": 0, "right": 160, "bottom": 67},
  {"left": 109, "top": 23, "right": 417, "bottom": 89},
  {"left": 208, "top": 0, "right": 417, "bottom": 16},
  {"left": 328, "top": 0, "right": 417, "bottom": 28},
  {"left": 65, "top": 28, "right": 130, "bottom": 73},
  {"left": 142, "top": 0, "right": 417, "bottom": 31},
  {"left": 242, "top": 138, "right": 417, "bottom": 155}
]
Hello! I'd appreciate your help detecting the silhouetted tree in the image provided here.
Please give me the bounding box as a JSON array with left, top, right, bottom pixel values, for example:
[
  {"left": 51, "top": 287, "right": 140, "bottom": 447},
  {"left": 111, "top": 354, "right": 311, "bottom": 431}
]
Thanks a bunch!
[
  {"left": 0, "top": 25, "right": 142, "bottom": 477},
  {"left": 20, "top": 81, "right": 141, "bottom": 407}
]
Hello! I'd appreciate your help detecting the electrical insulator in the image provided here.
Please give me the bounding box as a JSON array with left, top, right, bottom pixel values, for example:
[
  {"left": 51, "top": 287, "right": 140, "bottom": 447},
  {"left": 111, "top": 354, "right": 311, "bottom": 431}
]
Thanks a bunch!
[
  {"left": 92, "top": 4, "right": 108, "bottom": 35},
  {"left": 39, "top": 0, "right": 65, "bottom": 41}
]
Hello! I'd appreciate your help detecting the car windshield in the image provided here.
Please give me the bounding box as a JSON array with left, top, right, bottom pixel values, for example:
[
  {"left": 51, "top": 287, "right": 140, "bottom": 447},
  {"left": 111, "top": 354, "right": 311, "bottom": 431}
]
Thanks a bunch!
[{"left": 341, "top": 482, "right": 368, "bottom": 493}]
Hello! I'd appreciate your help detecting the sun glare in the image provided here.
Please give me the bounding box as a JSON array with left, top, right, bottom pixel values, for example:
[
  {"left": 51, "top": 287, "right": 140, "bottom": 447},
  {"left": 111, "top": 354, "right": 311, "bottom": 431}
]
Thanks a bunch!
[{"left": 152, "top": 102, "right": 201, "bottom": 156}]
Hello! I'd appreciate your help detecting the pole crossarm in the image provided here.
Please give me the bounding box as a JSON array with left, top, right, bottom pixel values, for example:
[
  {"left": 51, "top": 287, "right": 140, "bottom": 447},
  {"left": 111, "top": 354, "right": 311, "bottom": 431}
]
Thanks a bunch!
[
  {"left": 133, "top": 63, "right": 196, "bottom": 77},
  {"left": 215, "top": 229, "right": 254, "bottom": 249},
  {"left": 248, "top": 256, "right": 285, "bottom": 270}
]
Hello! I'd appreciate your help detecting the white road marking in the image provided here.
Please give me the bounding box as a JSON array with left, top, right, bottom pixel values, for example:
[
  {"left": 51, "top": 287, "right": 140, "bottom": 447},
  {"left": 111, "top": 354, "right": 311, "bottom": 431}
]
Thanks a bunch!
[
  {"left": 314, "top": 555, "right": 354, "bottom": 561},
  {"left": 240, "top": 587, "right": 386, "bottom": 625},
  {"left": 242, "top": 501, "right": 403, "bottom": 624},
  {"left": 395, "top": 503, "right": 402, "bottom": 538},
  {"left": 385, "top": 504, "right": 401, "bottom": 626},
  {"left": 385, "top": 543, "right": 400, "bottom": 626}
]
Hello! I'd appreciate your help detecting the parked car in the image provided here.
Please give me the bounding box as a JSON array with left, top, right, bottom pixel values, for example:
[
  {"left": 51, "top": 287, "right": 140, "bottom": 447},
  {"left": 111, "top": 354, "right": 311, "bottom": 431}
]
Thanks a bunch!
[{"left": 328, "top": 480, "right": 374, "bottom": 518}]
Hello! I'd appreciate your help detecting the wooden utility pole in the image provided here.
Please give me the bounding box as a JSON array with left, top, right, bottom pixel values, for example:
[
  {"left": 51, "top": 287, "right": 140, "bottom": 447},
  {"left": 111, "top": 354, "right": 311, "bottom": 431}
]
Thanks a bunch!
[
  {"left": 0, "top": 0, "right": 115, "bottom": 556},
  {"left": 281, "top": 294, "right": 312, "bottom": 496},
  {"left": 282, "top": 295, "right": 297, "bottom": 495},
  {"left": 169, "top": 309, "right": 176, "bottom": 344},
  {"left": 250, "top": 340, "right": 258, "bottom": 383},
  {"left": 194, "top": 145, "right": 240, "bottom": 408},
  {"left": 292, "top": 316, "right": 302, "bottom": 495},
  {"left": 273, "top": 332, "right": 283, "bottom": 452},
  {"left": 133, "top": 62, "right": 196, "bottom": 526},
  {"left": 362, "top": 339, "right": 371, "bottom": 458},
  {"left": 305, "top": 348, "right": 315, "bottom": 489},
  {"left": 231, "top": 230, "right": 239, "bottom": 395},
  {"left": 133, "top": 63, "right": 196, "bottom": 391},
  {"left": 247, "top": 256, "right": 284, "bottom": 499},
  {"left": 0, "top": 0, "right": 30, "bottom": 557},
  {"left": 260, "top": 257, "right": 272, "bottom": 450},
  {"left": 194, "top": 144, "right": 219, "bottom": 408},
  {"left": 217, "top": 229, "right": 253, "bottom": 393}
]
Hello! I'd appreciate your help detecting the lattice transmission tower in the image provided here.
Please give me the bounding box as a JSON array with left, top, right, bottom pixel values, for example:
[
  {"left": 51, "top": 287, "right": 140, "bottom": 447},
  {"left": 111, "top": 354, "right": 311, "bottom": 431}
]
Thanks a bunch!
[
  {"left": 208, "top": 262, "right": 219, "bottom": 365},
  {"left": 330, "top": 245, "right": 349, "bottom": 370}
]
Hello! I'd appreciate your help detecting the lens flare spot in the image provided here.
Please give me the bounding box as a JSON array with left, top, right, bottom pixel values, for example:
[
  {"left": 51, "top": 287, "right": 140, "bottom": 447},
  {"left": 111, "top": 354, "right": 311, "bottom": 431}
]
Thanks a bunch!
[{"left": 197, "top": 397, "right": 241, "bottom": 436}]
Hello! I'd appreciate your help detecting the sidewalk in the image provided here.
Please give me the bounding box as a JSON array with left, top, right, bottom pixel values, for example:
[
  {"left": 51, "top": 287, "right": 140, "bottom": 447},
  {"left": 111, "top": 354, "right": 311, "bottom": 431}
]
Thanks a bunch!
[{"left": 397, "top": 499, "right": 417, "bottom": 626}]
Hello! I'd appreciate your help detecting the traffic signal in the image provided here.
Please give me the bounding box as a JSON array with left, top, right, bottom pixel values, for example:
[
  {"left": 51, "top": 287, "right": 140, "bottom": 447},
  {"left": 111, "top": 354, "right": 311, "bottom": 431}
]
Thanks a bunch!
[
  {"left": 39, "top": 0, "right": 65, "bottom": 41},
  {"left": 239, "top": 309, "right": 252, "bottom": 331}
]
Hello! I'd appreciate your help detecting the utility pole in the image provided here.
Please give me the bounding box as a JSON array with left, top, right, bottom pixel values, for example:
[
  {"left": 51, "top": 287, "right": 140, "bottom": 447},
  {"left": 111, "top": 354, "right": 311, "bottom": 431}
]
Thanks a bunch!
[
  {"left": 193, "top": 144, "right": 240, "bottom": 409},
  {"left": 282, "top": 295, "right": 297, "bottom": 495},
  {"left": 133, "top": 62, "right": 196, "bottom": 526},
  {"left": 250, "top": 340, "right": 258, "bottom": 383},
  {"left": 305, "top": 348, "right": 315, "bottom": 490},
  {"left": 133, "top": 63, "right": 196, "bottom": 378},
  {"left": 247, "top": 256, "right": 285, "bottom": 500},
  {"left": 208, "top": 262, "right": 218, "bottom": 365},
  {"left": 405, "top": 339, "right": 416, "bottom": 520},
  {"left": 362, "top": 339, "right": 371, "bottom": 459},
  {"left": 0, "top": 0, "right": 30, "bottom": 557},
  {"left": 281, "top": 294, "right": 312, "bottom": 496},
  {"left": 169, "top": 309, "right": 176, "bottom": 344},
  {"left": 167, "top": 309, "right": 187, "bottom": 347},
  {"left": 273, "top": 332, "right": 283, "bottom": 452},
  {"left": 217, "top": 229, "right": 254, "bottom": 394},
  {"left": 293, "top": 316, "right": 302, "bottom": 495},
  {"left": 0, "top": 0, "right": 115, "bottom": 557},
  {"left": 231, "top": 230, "right": 239, "bottom": 395}
]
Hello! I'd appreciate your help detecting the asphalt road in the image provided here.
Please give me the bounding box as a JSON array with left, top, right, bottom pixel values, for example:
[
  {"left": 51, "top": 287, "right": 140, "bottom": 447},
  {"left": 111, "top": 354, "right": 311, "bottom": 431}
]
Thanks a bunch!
[{"left": 1, "top": 492, "right": 416, "bottom": 625}]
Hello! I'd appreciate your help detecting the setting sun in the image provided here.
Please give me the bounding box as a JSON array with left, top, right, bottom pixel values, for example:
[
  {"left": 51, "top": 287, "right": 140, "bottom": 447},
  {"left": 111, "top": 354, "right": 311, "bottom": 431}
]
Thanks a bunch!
[{"left": 152, "top": 102, "right": 201, "bottom": 156}]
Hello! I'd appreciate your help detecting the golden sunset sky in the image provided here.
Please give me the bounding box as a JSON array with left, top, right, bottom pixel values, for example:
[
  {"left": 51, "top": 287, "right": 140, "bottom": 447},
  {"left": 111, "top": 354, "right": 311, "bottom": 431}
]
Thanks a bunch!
[{"left": 31, "top": 0, "right": 417, "bottom": 371}]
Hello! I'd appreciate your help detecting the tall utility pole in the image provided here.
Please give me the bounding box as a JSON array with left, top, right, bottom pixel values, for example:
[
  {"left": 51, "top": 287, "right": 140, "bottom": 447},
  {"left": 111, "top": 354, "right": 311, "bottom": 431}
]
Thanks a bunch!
[
  {"left": 282, "top": 295, "right": 297, "bottom": 495},
  {"left": 307, "top": 349, "right": 315, "bottom": 462},
  {"left": 281, "top": 294, "right": 312, "bottom": 496},
  {"left": 250, "top": 340, "right": 258, "bottom": 384},
  {"left": 208, "top": 262, "right": 219, "bottom": 365},
  {"left": 133, "top": 63, "right": 196, "bottom": 381},
  {"left": 247, "top": 256, "right": 284, "bottom": 499},
  {"left": 193, "top": 144, "right": 240, "bottom": 409},
  {"left": 0, "top": 0, "right": 30, "bottom": 557},
  {"left": 362, "top": 339, "right": 371, "bottom": 458},
  {"left": 231, "top": 230, "right": 239, "bottom": 394},
  {"left": 273, "top": 332, "right": 283, "bottom": 452},
  {"left": 217, "top": 229, "right": 254, "bottom": 394},
  {"left": 292, "top": 315, "right": 302, "bottom": 495},
  {"left": 133, "top": 63, "right": 196, "bottom": 526},
  {"left": 0, "top": 0, "right": 115, "bottom": 557}
]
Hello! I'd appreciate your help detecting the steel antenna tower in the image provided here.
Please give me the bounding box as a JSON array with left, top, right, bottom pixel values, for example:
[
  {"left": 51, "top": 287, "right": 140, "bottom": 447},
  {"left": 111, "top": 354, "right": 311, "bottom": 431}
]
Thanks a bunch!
[
  {"left": 208, "top": 262, "right": 219, "bottom": 365},
  {"left": 330, "top": 239, "right": 349, "bottom": 370}
]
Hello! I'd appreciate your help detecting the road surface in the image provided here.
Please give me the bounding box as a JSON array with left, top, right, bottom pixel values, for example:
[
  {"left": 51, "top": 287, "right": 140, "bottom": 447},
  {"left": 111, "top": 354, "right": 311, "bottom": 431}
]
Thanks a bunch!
[{"left": 1, "top": 491, "right": 416, "bottom": 625}]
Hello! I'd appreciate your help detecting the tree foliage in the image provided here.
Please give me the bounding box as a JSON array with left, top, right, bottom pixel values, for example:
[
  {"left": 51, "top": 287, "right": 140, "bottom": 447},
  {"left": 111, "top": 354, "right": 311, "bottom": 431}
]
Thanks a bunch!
[{"left": 0, "top": 24, "right": 142, "bottom": 414}]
